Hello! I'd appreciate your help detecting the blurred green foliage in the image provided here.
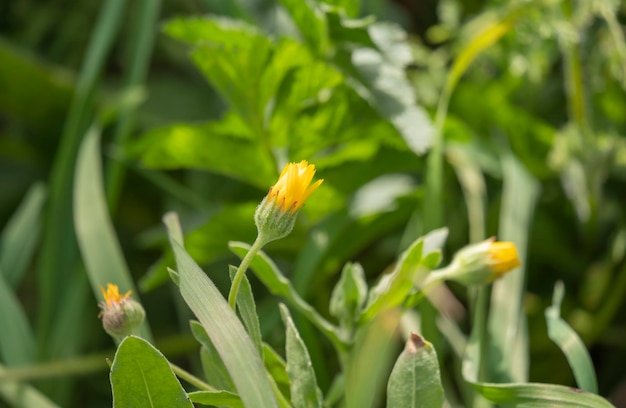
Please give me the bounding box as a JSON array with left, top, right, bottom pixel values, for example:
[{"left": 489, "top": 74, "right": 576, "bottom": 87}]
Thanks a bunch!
[{"left": 1, "top": 0, "right": 626, "bottom": 406}]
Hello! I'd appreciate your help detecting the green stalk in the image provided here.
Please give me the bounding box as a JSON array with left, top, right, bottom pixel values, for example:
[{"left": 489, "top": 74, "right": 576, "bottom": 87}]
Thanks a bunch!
[
  {"left": 170, "top": 363, "right": 216, "bottom": 391},
  {"left": 228, "top": 236, "right": 265, "bottom": 309}
]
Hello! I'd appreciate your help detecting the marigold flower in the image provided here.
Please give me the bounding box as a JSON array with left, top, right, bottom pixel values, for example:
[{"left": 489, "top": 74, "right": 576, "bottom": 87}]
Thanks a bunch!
[
  {"left": 254, "top": 161, "right": 323, "bottom": 245},
  {"left": 268, "top": 160, "right": 323, "bottom": 213},
  {"left": 99, "top": 283, "right": 145, "bottom": 339}
]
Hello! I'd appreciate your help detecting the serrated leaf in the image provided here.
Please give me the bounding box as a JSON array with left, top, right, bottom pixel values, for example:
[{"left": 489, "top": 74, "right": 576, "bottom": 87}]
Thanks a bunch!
[
  {"left": 130, "top": 121, "right": 275, "bottom": 188},
  {"left": 190, "top": 320, "right": 234, "bottom": 391},
  {"left": 279, "top": 0, "right": 328, "bottom": 55},
  {"left": 350, "top": 47, "right": 433, "bottom": 155},
  {"left": 110, "top": 336, "right": 193, "bottom": 408},
  {"left": 279, "top": 304, "right": 323, "bottom": 408},
  {"left": 329, "top": 262, "right": 368, "bottom": 327},
  {"left": 545, "top": 282, "right": 598, "bottom": 394},
  {"left": 229, "top": 265, "right": 263, "bottom": 356},
  {"left": 188, "top": 390, "right": 243, "bottom": 407},
  {"left": 387, "top": 333, "right": 444, "bottom": 408},
  {"left": 164, "top": 213, "right": 278, "bottom": 408}
]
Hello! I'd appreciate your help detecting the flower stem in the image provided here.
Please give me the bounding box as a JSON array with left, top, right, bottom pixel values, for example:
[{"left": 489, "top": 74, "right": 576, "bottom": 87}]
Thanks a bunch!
[
  {"left": 170, "top": 362, "right": 216, "bottom": 391},
  {"left": 228, "top": 236, "right": 265, "bottom": 309}
]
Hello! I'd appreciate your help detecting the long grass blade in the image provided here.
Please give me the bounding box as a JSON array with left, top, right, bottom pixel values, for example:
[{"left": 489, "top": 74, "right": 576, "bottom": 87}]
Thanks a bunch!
[
  {"left": 37, "top": 0, "right": 127, "bottom": 346},
  {"left": 0, "top": 183, "right": 46, "bottom": 287},
  {"left": 74, "top": 126, "right": 153, "bottom": 341},
  {"left": 487, "top": 152, "right": 539, "bottom": 382}
]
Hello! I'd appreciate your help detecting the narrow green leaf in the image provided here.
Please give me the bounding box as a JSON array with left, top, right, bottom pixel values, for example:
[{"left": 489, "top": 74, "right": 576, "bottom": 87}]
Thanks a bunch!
[
  {"left": 346, "top": 310, "right": 402, "bottom": 408},
  {"left": 190, "top": 321, "right": 234, "bottom": 392},
  {"left": 110, "top": 336, "right": 193, "bottom": 408},
  {"left": 329, "top": 262, "right": 368, "bottom": 328},
  {"left": 0, "top": 182, "right": 46, "bottom": 287},
  {"left": 164, "top": 212, "right": 278, "bottom": 408},
  {"left": 360, "top": 228, "right": 448, "bottom": 323},
  {"left": 387, "top": 333, "right": 444, "bottom": 408},
  {"left": 73, "top": 126, "right": 152, "bottom": 341},
  {"left": 279, "top": 304, "right": 323, "bottom": 408},
  {"left": 188, "top": 390, "right": 243, "bottom": 407},
  {"left": 229, "top": 265, "right": 263, "bottom": 356},
  {"left": 37, "top": 0, "right": 126, "bottom": 348},
  {"left": 463, "top": 282, "right": 614, "bottom": 408},
  {"left": 545, "top": 282, "right": 598, "bottom": 394},
  {"left": 487, "top": 153, "right": 539, "bottom": 382},
  {"left": 263, "top": 343, "right": 291, "bottom": 399},
  {"left": 359, "top": 240, "right": 422, "bottom": 323},
  {"left": 0, "top": 269, "right": 36, "bottom": 366}
]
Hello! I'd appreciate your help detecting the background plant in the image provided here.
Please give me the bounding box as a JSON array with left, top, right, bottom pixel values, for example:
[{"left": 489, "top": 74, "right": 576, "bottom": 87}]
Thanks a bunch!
[{"left": 0, "top": 0, "right": 625, "bottom": 406}]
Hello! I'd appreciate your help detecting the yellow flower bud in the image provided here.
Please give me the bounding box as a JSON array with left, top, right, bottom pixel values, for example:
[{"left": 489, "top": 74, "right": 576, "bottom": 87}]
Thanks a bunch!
[
  {"left": 99, "top": 283, "right": 145, "bottom": 339},
  {"left": 254, "top": 161, "right": 323, "bottom": 244},
  {"left": 432, "top": 239, "right": 521, "bottom": 286}
]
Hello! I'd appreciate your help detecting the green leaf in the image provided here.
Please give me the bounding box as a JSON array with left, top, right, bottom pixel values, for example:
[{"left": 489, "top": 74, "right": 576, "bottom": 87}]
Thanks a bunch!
[
  {"left": 278, "top": 0, "right": 329, "bottom": 55},
  {"left": 329, "top": 262, "right": 368, "bottom": 328},
  {"left": 130, "top": 121, "right": 275, "bottom": 189},
  {"left": 229, "top": 265, "right": 264, "bottom": 356},
  {"left": 164, "top": 15, "right": 264, "bottom": 47},
  {"left": 190, "top": 320, "right": 234, "bottom": 392},
  {"left": 263, "top": 343, "right": 291, "bottom": 399},
  {"left": 545, "top": 282, "right": 598, "bottom": 394},
  {"left": 487, "top": 153, "right": 539, "bottom": 382},
  {"left": 349, "top": 46, "right": 432, "bottom": 155},
  {"left": 0, "top": 182, "right": 46, "bottom": 287},
  {"left": 110, "top": 336, "right": 193, "bottom": 408},
  {"left": 0, "top": 270, "right": 36, "bottom": 366},
  {"left": 346, "top": 310, "right": 402, "bottom": 408},
  {"left": 463, "top": 282, "right": 614, "bottom": 408},
  {"left": 323, "top": 0, "right": 359, "bottom": 18},
  {"left": 387, "top": 333, "right": 444, "bottom": 408},
  {"left": 188, "top": 390, "right": 243, "bottom": 407},
  {"left": 164, "top": 213, "right": 278, "bottom": 408},
  {"left": 360, "top": 228, "right": 448, "bottom": 323},
  {"left": 279, "top": 304, "right": 323, "bottom": 408},
  {"left": 73, "top": 126, "right": 153, "bottom": 341},
  {"left": 359, "top": 240, "right": 422, "bottom": 323}
]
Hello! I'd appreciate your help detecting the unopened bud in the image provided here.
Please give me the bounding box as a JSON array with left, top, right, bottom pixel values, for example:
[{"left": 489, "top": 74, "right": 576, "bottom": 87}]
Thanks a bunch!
[
  {"left": 254, "top": 161, "right": 323, "bottom": 244},
  {"left": 99, "top": 283, "right": 145, "bottom": 338},
  {"left": 433, "top": 239, "right": 520, "bottom": 286}
]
